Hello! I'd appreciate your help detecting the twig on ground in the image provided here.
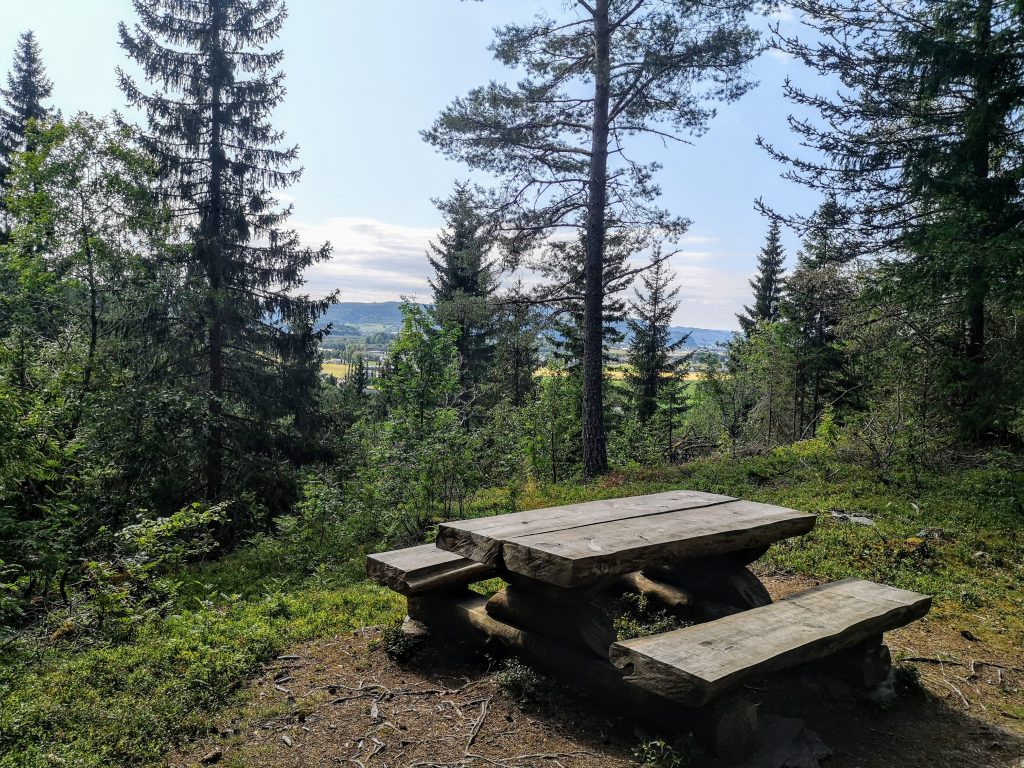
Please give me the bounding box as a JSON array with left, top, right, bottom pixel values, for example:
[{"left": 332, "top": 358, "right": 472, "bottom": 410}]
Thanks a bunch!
[{"left": 466, "top": 697, "right": 491, "bottom": 749}]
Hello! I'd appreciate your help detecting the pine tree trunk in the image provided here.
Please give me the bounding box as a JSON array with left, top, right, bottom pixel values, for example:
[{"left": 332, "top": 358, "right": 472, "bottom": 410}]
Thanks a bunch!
[
  {"left": 205, "top": 17, "right": 226, "bottom": 502},
  {"left": 581, "top": 0, "right": 611, "bottom": 478}
]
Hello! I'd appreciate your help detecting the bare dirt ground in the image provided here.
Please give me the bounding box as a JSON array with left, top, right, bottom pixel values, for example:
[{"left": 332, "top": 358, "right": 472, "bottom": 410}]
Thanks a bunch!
[{"left": 171, "top": 573, "right": 1024, "bottom": 768}]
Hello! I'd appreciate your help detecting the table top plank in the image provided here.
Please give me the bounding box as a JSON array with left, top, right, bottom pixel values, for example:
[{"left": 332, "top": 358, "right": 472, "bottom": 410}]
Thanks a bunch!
[
  {"left": 609, "top": 579, "right": 931, "bottom": 706},
  {"left": 500, "top": 500, "right": 816, "bottom": 587},
  {"left": 437, "top": 490, "right": 735, "bottom": 566}
]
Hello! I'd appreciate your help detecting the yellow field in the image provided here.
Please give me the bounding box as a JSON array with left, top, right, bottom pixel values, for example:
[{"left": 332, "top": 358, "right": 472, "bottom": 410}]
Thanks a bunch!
[
  {"left": 534, "top": 366, "right": 703, "bottom": 381},
  {"left": 321, "top": 362, "right": 351, "bottom": 378},
  {"left": 324, "top": 360, "right": 703, "bottom": 382}
]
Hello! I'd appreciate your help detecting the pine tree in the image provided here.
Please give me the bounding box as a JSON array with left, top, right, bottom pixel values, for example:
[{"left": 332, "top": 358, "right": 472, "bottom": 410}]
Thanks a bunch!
[
  {"left": 0, "top": 31, "right": 53, "bottom": 203},
  {"left": 626, "top": 254, "right": 687, "bottom": 423},
  {"left": 427, "top": 183, "right": 495, "bottom": 416},
  {"left": 118, "top": 0, "right": 333, "bottom": 507},
  {"left": 425, "top": 0, "right": 762, "bottom": 477},
  {"left": 737, "top": 219, "right": 785, "bottom": 335}
]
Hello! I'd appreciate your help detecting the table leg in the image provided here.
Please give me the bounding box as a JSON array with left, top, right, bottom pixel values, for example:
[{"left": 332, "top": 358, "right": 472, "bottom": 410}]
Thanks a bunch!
[{"left": 645, "top": 556, "right": 772, "bottom": 619}]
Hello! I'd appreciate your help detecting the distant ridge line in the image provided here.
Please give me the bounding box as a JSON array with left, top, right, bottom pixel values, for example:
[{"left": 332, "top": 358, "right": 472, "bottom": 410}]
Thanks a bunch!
[{"left": 316, "top": 301, "right": 736, "bottom": 348}]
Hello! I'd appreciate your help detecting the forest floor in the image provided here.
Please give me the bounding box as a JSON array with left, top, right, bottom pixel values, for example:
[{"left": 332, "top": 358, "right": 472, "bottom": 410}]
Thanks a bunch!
[
  {"left": 5, "top": 442, "right": 1024, "bottom": 768},
  {"left": 171, "top": 571, "right": 1024, "bottom": 768}
]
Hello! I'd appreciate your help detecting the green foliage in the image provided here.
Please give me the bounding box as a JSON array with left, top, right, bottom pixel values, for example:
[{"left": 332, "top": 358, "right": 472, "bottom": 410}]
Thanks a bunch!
[
  {"left": 55, "top": 502, "right": 228, "bottom": 643},
  {"left": 633, "top": 735, "right": 696, "bottom": 768},
  {"left": 614, "top": 592, "right": 689, "bottom": 641},
  {"left": 119, "top": 0, "right": 335, "bottom": 509},
  {"left": 0, "top": 553, "right": 402, "bottom": 768},
  {"left": 626, "top": 253, "right": 688, "bottom": 424},
  {"left": 0, "top": 30, "right": 53, "bottom": 191},
  {"left": 428, "top": 182, "right": 497, "bottom": 416},
  {"left": 0, "top": 115, "right": 191, "bottom": 615},
  {"left": 380, "top": 621, "right": 423, "bottom": 662},
  {"left": 495, "top": 658, "right": 545, "bottom": 704},
  {"left": 523, "top": 366, "right": 582, "bottom": 484},
  {"left": 737, "top": 219, "right": 785, "bottom": 335},
  {"left": 766, "top": 0, "right": 1024, "bottom": 440}
]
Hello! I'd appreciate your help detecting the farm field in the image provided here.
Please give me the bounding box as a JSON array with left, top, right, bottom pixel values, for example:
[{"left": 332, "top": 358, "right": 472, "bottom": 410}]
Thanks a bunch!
[{"left": 321, "top": 362, "right": 352, "bottom": 378}]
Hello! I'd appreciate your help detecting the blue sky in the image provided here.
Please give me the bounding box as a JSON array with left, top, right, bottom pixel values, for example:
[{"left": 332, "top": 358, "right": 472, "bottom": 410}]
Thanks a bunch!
[{"left": 3, "top": 1, "right": 823, "bottom": 330}]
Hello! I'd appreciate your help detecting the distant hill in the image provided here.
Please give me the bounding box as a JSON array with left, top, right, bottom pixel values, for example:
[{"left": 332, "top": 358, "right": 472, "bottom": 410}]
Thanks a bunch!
[
  {"left": 317, "top": 302, "right": 407, "bottom": 331},
  {"left": 668, "top": 326, "right": 736, "bottom": 349},
  {"left": 317, "top": 301, "right": 736, "bottom": 347},
  {"left": 606, "top": 320, "right": 735, "bottom": 349}
]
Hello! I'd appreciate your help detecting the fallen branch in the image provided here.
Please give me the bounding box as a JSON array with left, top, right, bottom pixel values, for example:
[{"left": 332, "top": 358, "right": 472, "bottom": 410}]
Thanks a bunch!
[{"left": 466, "top": 697, "right": 491, "bottom": 749}]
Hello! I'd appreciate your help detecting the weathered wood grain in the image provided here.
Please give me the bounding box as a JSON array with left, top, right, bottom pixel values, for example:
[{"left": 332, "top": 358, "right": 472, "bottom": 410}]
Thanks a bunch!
[
  {"left": 436, "top": 490, "right": 735, "bottom": 565},
  {"left": 619, "top": 571, "right": 692, "bottom": 611},
  {"left": 366, "top": 543, "right": 493, "bottom": 595},
  {"left": 500, "top": 500, "right": 816, "bottom": 587},
  {"left": 609, "top": 578, "right": 931, "bottom": 707}
]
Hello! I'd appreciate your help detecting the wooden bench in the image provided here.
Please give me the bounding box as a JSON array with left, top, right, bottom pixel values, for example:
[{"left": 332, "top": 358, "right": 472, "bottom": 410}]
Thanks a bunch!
[
  {"left": 366, "top": 543, "right": 494, "bottom": 596},
  {"left": 609, "top": 578, "right": 931, "bottom": 707}
]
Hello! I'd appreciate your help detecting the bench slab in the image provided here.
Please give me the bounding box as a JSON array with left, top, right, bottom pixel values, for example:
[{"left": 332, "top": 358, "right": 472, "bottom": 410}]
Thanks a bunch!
[
  {"left": 609, "top": 578, "right": 931, "bottom": 707},
  {"left": 366, "top": 544, "right": 494, "bottom": 595}
]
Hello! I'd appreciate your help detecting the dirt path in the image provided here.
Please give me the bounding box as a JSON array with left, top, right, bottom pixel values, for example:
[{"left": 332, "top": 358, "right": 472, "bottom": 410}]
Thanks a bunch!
[{"left": 172, "top": 574, "right": 1024, "bottom": 768}]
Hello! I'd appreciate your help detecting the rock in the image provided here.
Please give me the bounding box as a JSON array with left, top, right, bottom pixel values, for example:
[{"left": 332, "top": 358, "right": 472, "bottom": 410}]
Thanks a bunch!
[
  {"left": 916, "top": 527, "right": 945, "bottom": 540},
  {"left": 281, "top": 734, "right": 293, "bottom": 747},
  {"left": 200, "top": 750, "right": 223, "bottom": 764},
  {"left": 961, "top": 630, "right": 981, "bottom": 642},
  {"left": 830, "top": 511, "right": 874, "bottom": 526}
]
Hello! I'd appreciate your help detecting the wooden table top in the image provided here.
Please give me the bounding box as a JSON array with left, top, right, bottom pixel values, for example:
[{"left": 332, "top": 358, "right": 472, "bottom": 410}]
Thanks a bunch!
[{"left": 436, "top": 490, "right": 816, "bottom": 588}]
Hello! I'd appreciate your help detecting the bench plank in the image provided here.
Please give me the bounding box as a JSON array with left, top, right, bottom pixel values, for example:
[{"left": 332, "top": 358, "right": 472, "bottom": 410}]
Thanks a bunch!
[
  {"left": 366, "top": 544, "right": 493, "bottom": 595},
  {"left": 609, "top": 579, "right": 931, "bottom": 706},
  {"left": 501, "top": 500, "right": 816, "bottom": 587},
  {"left": 437, "top": 490, "right": 735, "bottom": 565}
]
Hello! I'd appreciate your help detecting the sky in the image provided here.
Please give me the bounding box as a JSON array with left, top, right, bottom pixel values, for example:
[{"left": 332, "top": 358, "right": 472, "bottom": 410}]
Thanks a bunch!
[{"left": 2, "top": 1, "right": 824, "bottom": 330}]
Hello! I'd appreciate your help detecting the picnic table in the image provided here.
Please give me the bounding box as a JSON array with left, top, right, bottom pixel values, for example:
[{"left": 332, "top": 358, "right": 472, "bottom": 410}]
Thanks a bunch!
[{"left": 368, "top": 491, "right": 931, "bottom": 759}]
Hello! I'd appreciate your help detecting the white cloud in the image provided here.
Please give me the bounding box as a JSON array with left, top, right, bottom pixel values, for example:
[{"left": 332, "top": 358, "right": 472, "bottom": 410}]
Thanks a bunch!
[
  {"left": 294, "top": 216, "right": 747, "bottom": 330},
  {"left": 295, "top": 216, "right": 438, "bottom": 303},
  {"left": 673, "top": 263, "right": 751, "bottom": 329}
]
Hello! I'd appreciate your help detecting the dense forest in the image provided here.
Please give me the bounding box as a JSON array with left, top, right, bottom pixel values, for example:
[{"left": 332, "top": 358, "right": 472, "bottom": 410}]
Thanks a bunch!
[{"left": 0, "top": 1, "right": 1022, "bottom": 766}]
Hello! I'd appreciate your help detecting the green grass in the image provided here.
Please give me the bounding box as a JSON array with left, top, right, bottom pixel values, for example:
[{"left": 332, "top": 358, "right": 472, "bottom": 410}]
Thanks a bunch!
[
  {"left": 1, "top": 440, "right": 1021, "bottom": 767},
  {"left": 0, "top": 566, "right": 402, "bottom": 767}
]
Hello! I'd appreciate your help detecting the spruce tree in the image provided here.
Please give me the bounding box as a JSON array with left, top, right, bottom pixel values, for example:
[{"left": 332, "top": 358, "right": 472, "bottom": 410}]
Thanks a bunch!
[
  {"left": 492, "top": 297, "right": 540, "bottom": 408},
  {"left": 118, "top": 0, "right": 333, "bottom": 507},
  {"left": 427, "top": 183, "right": 495, "bottom": 416},
  {"left": 544, "top": 229, "right": 632, "bottom": 376},
  {"left": 0, "top": 31, "right": 53, "bottom": 201},
  {"left": 781, "top": 200, "right": 855, "bottom": 437},
  {"left": 761, "top": 0, "right": 1024, "bottom": 440},
  {"left": 626, "top": 254, "right": 687, "bottom": 422},
  {"left": 737, "top": 219, "right": 785, "bottom": 335}
]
